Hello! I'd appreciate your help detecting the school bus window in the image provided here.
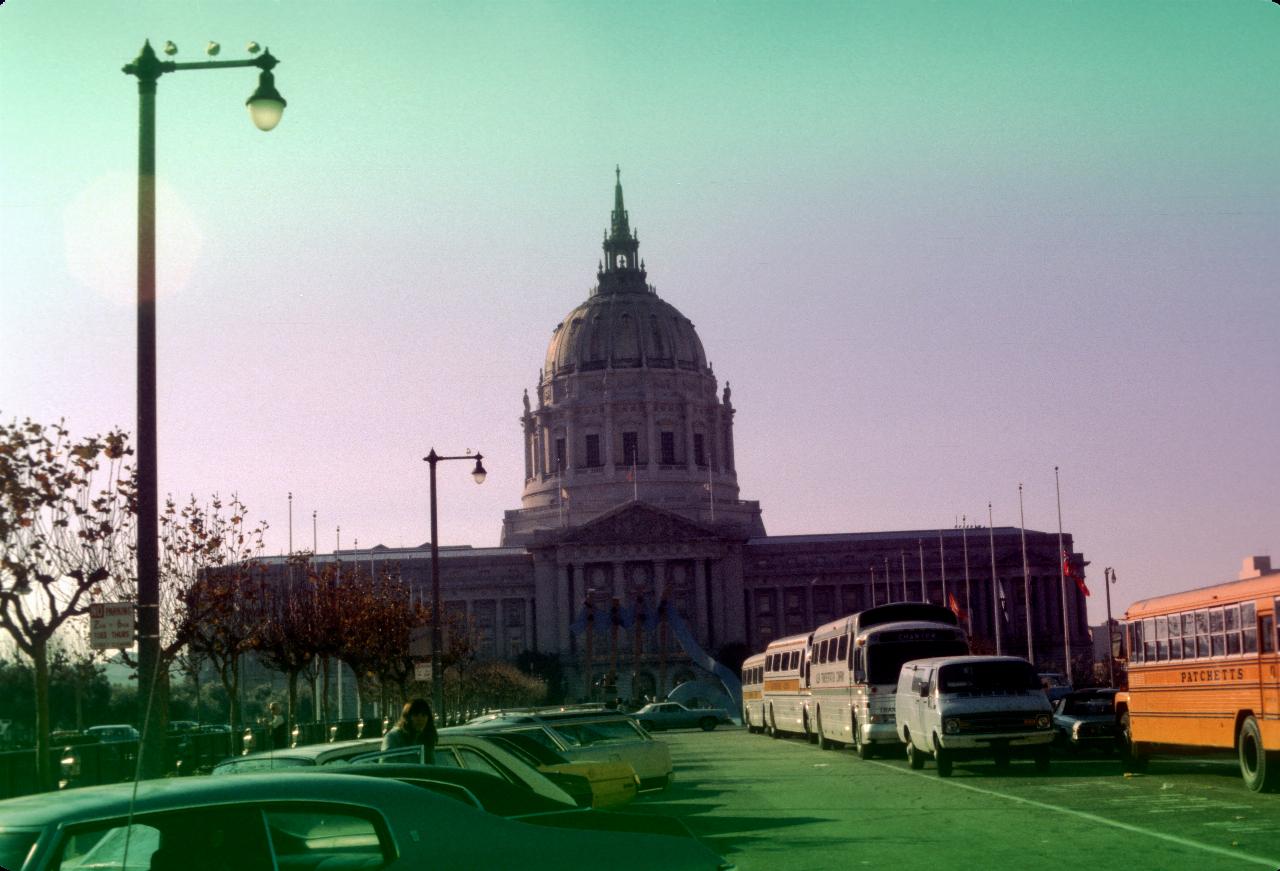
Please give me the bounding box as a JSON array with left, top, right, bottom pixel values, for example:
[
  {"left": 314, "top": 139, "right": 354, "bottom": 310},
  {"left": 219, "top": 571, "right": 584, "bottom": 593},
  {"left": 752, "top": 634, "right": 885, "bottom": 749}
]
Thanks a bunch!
[
  {"left": 837, "top": 634, "right": 848, "bottom": 662},
  {"left": 1241, "top": 602, "right": 1257, "bottom": 653},
  {"left": 1263, "top": 614, "right": 1277, "bottom": 654},
  {"left": 791, "top": 651, "right": 800, "bottom": 670},
  {"left": 1167, "top": 614, "right": 1182, "bottom": 661},
  {"left": 1209, "top": 607, "right": 1225, "bottom": 656},
  {"left": 1143, "top": 617, "right": 1156, "bottom": 661},
  {"left": 1196, "top": 610, "right": 1210, "bottom": 657},
  {"left": 1225, "top": 605, "right": 1241, "bottom": 655},
  {"left": 1181, "top": 613, "right": 1195, "bottom": 658},
  {"left": 1156, "top": 616, "right": 1168, "bottom": 661}
]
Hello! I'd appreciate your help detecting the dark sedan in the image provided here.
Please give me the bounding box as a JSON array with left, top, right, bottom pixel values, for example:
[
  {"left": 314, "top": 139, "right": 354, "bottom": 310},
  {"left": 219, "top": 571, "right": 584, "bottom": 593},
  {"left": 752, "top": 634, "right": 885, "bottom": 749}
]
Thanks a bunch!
[
  {"left": 1052, "top": 688, "right": 1120, "bottom": 752},
  {"left": 0, "top": 771, "right": 734, "bottom": 871}
]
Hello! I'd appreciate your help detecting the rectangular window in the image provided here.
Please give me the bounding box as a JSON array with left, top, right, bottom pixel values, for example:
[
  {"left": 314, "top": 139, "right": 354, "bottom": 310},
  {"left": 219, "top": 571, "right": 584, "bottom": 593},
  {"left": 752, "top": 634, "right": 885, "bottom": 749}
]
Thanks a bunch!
[
  {"left": 1225, "top": 604, "right": 1242, "bottom": 655},
  {"left": 837, "top": 634, "right": 848, "bottom": 662},
  {"left": 1167, "top": 614, "right": 1182, "bottom": 661},
  {"left": 1242, "top": 602, "right": 1258, "bottom": 653},
  {"left": 694, "top": 433, "right": 706, "bottom": 466},
  {"left": 1210, "top": 607, "right": 1226, "bottom": 656},
  {"left": 1155, "top": 615, "right": 1168, "bottom": 661},
  {"left": 1262, "top": 612, "right": 1276, "bottom": 655},
  {"left": 555, "top": 438, "right": 566, "bottom": 473},
  {"left": 584, "top": 434, "right": 601, "bottom": 467},
  {"left": 660, "top": 431, "right": 676, "bottom": 465},
  {"left": 1196, "top": 610, "right": 1211, "bottom": 657},
  {"left": 1143, "top": 617, "right": 1156, "bottom": 662},
  {"left": 622, "top": 432, "right": 638, "bottom": 466}
]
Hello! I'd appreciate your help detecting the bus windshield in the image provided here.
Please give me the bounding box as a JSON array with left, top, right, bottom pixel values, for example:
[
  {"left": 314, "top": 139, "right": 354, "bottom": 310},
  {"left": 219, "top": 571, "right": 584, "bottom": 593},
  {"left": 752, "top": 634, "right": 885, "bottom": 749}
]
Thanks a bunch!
[
  {"left": 867, "top": 638, "right": 968, "bottom": 685},
  {"left": 938, "top": 660, "right": 1039, "bottom": 694}
]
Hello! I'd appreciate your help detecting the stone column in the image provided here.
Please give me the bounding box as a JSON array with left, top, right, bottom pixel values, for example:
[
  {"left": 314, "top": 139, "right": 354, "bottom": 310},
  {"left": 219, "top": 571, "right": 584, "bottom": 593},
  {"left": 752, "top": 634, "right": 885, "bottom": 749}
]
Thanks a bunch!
[
  {"left": 557, "top": 562, "right": 573, "bottom": 653},
  {"left": 694, "top": 557, "right": 709, "bottom": 645}
]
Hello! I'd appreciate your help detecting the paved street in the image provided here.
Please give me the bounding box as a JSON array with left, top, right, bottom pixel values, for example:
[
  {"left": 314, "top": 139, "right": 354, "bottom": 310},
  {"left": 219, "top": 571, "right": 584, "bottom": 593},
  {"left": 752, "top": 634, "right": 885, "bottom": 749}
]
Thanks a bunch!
[{"left": 629, "top": 728, "right": 1280, "bottom": 871}]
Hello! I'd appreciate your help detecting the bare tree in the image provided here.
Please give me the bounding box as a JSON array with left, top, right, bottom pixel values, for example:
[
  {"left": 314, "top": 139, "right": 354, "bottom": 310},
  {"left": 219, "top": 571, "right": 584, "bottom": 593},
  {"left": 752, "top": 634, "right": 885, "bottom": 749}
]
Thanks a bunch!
[{"left": 0, "top": 418, "right": 134, "bottom": 789}]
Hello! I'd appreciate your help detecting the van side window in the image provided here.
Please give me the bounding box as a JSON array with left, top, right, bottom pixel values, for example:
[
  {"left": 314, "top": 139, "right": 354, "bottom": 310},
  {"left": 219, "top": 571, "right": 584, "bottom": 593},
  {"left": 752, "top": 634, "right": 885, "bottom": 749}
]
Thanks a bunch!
[{"left": 836, "top": 635, "right": 848, "bottom": 662}]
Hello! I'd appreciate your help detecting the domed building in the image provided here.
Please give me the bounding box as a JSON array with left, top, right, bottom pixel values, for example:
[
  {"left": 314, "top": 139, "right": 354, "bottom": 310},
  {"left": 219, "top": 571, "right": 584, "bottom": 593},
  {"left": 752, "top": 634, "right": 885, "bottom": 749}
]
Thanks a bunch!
[
  {"left": 258, "top": 172, "right": 1092, "bottom": 712},
  {"left": 501, "top": 169, "right": 764, "bottom": 544}
]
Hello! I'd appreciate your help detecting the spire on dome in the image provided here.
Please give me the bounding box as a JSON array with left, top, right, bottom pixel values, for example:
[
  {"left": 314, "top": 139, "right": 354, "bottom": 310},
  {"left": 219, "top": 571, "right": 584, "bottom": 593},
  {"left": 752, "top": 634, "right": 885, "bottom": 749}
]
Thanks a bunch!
[{"left": 599, "top": 166, "right": 646, "bottom": 293}]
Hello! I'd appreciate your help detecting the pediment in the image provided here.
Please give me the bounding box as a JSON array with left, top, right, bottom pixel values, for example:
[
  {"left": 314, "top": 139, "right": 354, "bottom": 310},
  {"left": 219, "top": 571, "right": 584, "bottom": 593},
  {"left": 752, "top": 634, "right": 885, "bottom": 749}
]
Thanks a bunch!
[{"left": 556, "top": 502, "right": 716, "bottom": 547}]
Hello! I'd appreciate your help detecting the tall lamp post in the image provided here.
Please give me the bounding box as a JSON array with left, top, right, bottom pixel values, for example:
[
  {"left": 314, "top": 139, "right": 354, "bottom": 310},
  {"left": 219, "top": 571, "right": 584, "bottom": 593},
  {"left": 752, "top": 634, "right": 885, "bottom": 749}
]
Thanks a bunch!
[
  {"left": 423, "top": 449, "right": 486, "bottom": 723},
  {"left": 123, "top": 39, "right": 285, "bottom": 778}
]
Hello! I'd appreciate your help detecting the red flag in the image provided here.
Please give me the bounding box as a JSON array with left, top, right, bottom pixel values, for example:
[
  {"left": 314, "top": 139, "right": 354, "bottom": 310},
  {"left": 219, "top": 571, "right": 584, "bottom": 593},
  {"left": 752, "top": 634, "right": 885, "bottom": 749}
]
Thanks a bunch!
[
  {"left": 1063, "top": 550, "right": 1089, "bottom": 596},
  {"left": 947, "top": 591, "right": 967, "bottom": 622}
]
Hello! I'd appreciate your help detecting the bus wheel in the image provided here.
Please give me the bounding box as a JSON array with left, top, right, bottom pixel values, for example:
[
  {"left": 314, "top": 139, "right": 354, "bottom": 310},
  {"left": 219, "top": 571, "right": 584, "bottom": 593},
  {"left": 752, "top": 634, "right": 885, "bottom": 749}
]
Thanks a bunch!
[
  {"left": 907, "top": 740, "right": 925, "bottom": 770},
  {"left": 1119, "top": 712, "right": 1148, "bottom": 773},
  {"left": 854, "top": 723, "right": 874, "bottom": 760},
  {"left": 1033, "top": 745, "right": 1051, "bottom": 774},
  {"left": 817, "top": 715, "right": 833, "bottom": 751},
  {"left": 805, "top": 714, "right": 818, "bottom": 744},
  {"left": 935, "top": 744, "right": 953, "bottom": 778},
  {"left": 1239, "top": 716, "right": 1278, "bottom": 793},
  {"left": 768, "top": 709, "right": 781, "bottom": 739}
]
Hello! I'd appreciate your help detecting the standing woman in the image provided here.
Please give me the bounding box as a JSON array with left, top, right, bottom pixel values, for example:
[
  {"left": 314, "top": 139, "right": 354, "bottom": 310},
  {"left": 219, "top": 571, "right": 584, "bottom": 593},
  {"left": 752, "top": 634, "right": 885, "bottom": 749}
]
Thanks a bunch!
[{"left": 381, "top": 697, "right": 438, "bottom": 759}]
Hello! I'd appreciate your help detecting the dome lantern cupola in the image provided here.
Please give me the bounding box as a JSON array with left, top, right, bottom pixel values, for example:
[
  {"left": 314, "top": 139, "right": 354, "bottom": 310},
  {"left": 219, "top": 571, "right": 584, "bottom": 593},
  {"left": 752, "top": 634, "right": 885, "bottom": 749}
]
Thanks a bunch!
[{"left": 597, "top": 166, "right": 647, "bottom": 295}]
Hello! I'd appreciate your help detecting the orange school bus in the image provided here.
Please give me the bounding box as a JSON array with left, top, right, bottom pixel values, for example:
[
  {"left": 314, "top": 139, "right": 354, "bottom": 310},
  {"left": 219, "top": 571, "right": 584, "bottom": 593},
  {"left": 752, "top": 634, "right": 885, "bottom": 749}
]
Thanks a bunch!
[{"left": 1117, "top": 565, "right": 1280, "bottom": 792}]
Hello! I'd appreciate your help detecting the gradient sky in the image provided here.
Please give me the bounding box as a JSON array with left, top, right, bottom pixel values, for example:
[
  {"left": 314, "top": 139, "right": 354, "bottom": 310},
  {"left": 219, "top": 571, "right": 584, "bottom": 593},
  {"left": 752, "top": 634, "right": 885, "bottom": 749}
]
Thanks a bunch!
[{"left": 2, "top": 1, "right": 1277, "bottom": 627}]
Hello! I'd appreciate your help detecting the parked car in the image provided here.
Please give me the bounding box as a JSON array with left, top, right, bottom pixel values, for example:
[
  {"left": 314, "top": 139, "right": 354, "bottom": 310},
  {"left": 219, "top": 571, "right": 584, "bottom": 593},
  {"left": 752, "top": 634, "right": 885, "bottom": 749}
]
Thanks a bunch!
[
  {"left": 1052, "top": 688, "right": 1120, "bottom": 752},
  {"left": 634, "top": 702, "right": 733, "bottom": 732},
  {"left": 0, "top": 771, "right": 735, "bottom": 871},
  {"left": 209, "top": 737, "right": 382, "bottom": 774},
  {"left": 1038, "top": 672, "right": 1073, "bottom": 703},
  {"left": 452, "top": 714, "right": 674, "bottom": 791},
  {"left": 896, "top": 655, "right": 1054, "bottom": 777},
  {"left": 85, "top": 724, "right": 140, "bottom": 743},
  {"left": 348, "top": 734, "right": 580, "bottom": 807}
]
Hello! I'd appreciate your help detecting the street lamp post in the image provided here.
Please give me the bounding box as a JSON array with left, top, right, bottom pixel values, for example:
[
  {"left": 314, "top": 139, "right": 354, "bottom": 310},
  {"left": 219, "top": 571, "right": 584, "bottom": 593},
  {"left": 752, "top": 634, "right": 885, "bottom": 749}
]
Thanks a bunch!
[
  {"left": 424, "top": 449, "right": 486, "bottom": 723},
  {"left": 123, "top": 38, "right": 285, "bottom": 779}
]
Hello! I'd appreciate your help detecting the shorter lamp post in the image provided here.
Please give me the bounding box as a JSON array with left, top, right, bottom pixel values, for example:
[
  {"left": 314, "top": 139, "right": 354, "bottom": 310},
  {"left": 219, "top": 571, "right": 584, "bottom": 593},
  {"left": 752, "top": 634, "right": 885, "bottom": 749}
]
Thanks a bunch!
[{"left": 424, "top": 449, "right": 486, "bottom": 723}]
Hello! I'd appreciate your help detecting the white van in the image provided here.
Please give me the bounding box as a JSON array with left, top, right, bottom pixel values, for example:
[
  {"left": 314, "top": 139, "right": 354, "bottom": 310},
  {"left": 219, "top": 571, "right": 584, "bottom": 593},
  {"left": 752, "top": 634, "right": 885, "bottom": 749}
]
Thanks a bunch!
[{"left": 895, "top": 655, "right": 1053, "bottom": 777}]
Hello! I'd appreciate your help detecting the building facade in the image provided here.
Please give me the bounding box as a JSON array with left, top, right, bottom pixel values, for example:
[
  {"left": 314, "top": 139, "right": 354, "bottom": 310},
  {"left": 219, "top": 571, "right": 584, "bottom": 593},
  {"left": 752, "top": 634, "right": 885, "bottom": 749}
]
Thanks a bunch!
[{"left": 271, "top": 173, "right": 1092, "bottom": 702}]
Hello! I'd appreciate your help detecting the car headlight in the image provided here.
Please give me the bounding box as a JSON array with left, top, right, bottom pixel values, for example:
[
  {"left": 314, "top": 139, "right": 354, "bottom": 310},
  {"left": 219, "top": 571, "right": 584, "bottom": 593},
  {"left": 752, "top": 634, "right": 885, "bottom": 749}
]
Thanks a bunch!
[
  {"left": 1037, "top": 715, "right": 1050, "bottom": 729},
  {"left": 1072, "top": 722, "right": 1083, "bottom": 738},
  {"left": 944, "top": 718, "right": 960, "bottom": 734}
]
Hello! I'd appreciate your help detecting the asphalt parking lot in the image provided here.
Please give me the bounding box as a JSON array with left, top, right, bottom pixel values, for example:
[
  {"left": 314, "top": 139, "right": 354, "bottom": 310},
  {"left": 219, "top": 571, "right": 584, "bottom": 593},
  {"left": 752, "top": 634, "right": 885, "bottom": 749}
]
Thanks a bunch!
[{"left": 627, "top": 726, "right": 1280, "bottom": 871}]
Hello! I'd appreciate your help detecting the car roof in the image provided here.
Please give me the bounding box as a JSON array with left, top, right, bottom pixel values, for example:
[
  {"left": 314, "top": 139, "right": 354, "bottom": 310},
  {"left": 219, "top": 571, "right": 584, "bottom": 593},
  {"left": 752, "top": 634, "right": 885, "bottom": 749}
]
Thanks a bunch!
[
  {"left": 320, "top": 764, "right": 575, "bottom": 815},
  {"left": 215, "top": 737, "right": 382, "bottom": 768},
  {"left": 903, "top": 655, "right": 1033, "bottom": 668},
  {"left": 0, "top": 771, "right": 428, "bottom": 826}
]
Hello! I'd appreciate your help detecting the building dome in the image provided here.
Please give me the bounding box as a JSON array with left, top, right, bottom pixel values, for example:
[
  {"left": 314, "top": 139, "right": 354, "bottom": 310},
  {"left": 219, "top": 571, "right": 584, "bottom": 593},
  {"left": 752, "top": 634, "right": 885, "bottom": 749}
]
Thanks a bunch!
[
  {"left": 500, "top": 169, "right": 764, "bottom": 546},
  {"left": 544, "top": 291, "right": 708, "bottom": 377}
]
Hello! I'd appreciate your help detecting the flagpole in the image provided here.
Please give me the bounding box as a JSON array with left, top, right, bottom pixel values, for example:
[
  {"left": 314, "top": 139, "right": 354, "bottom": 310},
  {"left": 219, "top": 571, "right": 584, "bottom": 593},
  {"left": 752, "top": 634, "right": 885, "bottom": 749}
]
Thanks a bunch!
[
  {"left": 708, "top": 462, "right": 715, "bottom": 522},
  {"left": 962, "top": 515, "right": 972, "bottom": 635},
  {"left": 900, "top": 551, "right": 907, "bottom": 601},
  {"left": 869, "top": 565, "right": 877, "bottom": 607},
  {"left": 1105, "top": 567, "right": 1117, "bottom": 688},
  {"left": 1055, "top": 465, "right": 1072, "bottom": 685},
  {"left": 918, "top": 540, "right": 926, "bottom": 602},
  {"left": 632, "top": 456, "right": 638, "bottom": 502},
  {"left": 1018, "top": 483, "right": 1034, "bottom": 663},
  {"left": 287, "top": 491, "right": 293, "bottom": 586},
  {"left": 939, "top": 530, "right": 947, "bottom": 605},
  {"left": 884, "top": 556, "right": 891, "bottom": 603},
  {"left": 989, "top": 502, "right": 1001, "bottom": 655}
]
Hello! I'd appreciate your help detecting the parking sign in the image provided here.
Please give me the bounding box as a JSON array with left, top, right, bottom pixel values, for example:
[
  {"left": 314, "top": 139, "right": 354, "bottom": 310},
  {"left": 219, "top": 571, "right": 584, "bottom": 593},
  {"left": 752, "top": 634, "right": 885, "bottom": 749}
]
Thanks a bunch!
[{"left": 89, "top": 602, "right": 135, "bottom": 650}]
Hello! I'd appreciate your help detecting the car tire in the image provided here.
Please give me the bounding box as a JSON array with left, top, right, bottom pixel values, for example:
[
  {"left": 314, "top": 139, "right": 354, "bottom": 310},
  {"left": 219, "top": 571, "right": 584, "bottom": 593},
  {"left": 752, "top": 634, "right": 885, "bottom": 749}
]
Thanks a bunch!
[
  {"left": 699, "top": 717, "right": 717, "bottom": 732},
  {"left": 1239, "top": 716, "right": 1279, "bottom": 793},
  {"left": 907, "top": 740, "right": 925, "bottom": 770},
  {"left": 935, "top": 745, "right": 953, "bottom": 778},
  {"left": 768, "top": 709, "right": 781, "bottom": 739},
  {"left": 1034, "top": 745, "right": 1051, "bottom": 774}
]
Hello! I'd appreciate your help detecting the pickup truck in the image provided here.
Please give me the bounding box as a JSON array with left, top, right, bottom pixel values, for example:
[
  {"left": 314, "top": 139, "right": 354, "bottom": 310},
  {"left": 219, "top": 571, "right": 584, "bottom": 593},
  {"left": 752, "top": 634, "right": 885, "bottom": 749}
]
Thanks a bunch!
[{"left": 634, "top": 702, "right": 733, "bottom": 732}]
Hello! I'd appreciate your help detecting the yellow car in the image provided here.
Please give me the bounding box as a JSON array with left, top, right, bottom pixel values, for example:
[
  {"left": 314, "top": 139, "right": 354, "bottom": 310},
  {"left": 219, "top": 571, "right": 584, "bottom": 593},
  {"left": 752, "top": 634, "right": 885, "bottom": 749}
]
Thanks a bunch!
[{"left": 482, "top": 731, "right": 640, "bottom": 808}]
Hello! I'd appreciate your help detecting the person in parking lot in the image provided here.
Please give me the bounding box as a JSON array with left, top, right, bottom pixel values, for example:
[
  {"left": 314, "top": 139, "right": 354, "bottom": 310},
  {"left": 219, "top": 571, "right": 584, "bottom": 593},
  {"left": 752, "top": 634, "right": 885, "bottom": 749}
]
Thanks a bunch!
[{"left": 382, "top": 697, "right": 438, "bottom": 758}]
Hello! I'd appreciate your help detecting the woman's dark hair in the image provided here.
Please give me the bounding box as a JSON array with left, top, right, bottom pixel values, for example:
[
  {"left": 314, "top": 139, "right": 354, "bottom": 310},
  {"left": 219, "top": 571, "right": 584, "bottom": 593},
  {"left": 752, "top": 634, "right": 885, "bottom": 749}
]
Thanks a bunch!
[{"left": 396, "top": 698, "right": 436, "bottom": 735}]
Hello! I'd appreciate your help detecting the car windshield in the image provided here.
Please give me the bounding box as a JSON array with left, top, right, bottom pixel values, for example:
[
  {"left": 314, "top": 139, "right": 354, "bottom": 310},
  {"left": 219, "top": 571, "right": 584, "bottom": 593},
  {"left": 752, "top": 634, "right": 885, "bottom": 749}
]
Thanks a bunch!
[
  {"left": 938, "top": 661, "right": 1040, "bottom": 694},
  {"left": 548, "top": 719, "right": 646, "bottom": 747},
  {"left": 1061, "top": 695, "right": 1116, "bottom": 716},
  {"left": 867, "top": 639, "right": 969, "bottom": 685},
  {"left": 0, "top": 831, "right": 40, "bottom": 871}
]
